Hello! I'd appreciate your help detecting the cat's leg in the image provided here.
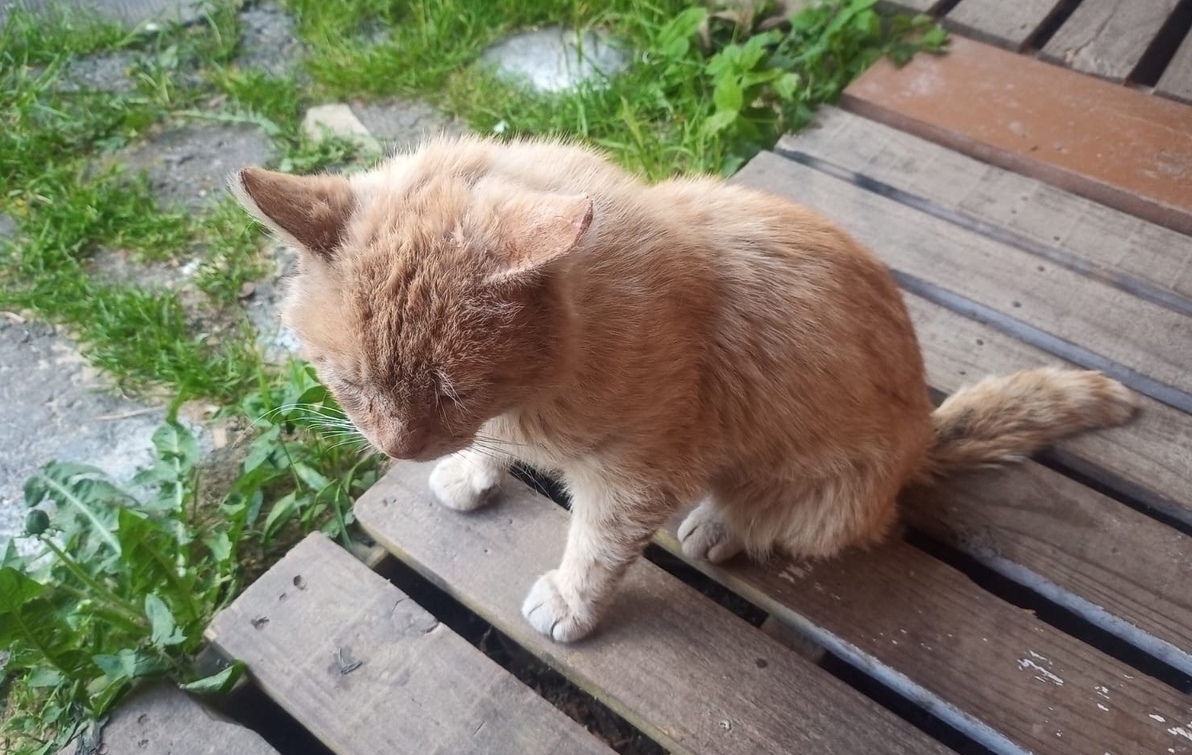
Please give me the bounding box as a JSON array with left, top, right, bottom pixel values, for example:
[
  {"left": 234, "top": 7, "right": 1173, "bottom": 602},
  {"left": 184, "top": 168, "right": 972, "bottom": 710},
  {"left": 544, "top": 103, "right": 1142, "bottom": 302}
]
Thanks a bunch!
[
  {"left": 429, "top": 446, "right": 510, "bottom": 512},
  {"left": 677, "top": 498, "right": 744, "bottom": 563},
  {"left": 522, "top": 483, "right": 676, "bottom": 642}
]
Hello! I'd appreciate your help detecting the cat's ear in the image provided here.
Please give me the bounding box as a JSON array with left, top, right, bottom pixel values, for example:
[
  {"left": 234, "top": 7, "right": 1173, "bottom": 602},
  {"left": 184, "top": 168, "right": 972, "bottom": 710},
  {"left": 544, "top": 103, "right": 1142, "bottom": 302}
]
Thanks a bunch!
[
  {"left": 489, "top": 193, "right": 593, "bottom": 282},
  {"left": 231, "top": 167, "right": 355, "bottom": 259}
]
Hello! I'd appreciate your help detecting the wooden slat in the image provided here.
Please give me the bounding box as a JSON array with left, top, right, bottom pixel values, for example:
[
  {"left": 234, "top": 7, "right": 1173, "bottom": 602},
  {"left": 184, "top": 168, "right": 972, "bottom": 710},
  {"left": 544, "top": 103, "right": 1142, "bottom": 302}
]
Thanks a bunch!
[
  {"left": 654, "top": 527, "right": 1192, "bottom": 755},
  {"left": 944, "top": 0, "right": 1064, "bottom": 49},
  {"left": 841, "top": 36, "right": 1192, "bottom": 236},
  {"left": 1041, "top": 0, "right": 1181, "bottom": 82},
  {"left": 206, "top": 533, "right": 613, "bottom": 755},
  {"left": 1156, "top": 31, "right": 1192, "bottom": 104},
  {"left": 776, "top": 107, "right": 1192, "bottom": 310},
  {"left": 732, "top": 151, "right": 1192, "bottom": 403},
  {"left": 355, "top": 462, "right": 954, "bottom": 755},
  {"left": 734, "top": 151, "right": 1192, "bottom": 674},
  {"left": 83, "top": 683, "right": 279, "bottom": 755}
]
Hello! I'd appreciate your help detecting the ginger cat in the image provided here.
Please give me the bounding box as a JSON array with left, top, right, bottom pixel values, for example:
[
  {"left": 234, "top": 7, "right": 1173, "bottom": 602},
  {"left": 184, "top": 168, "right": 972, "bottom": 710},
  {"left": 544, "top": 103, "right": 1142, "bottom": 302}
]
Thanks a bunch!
[{"left": 232, "top": 135, "right": 1137, "bottom": 642}]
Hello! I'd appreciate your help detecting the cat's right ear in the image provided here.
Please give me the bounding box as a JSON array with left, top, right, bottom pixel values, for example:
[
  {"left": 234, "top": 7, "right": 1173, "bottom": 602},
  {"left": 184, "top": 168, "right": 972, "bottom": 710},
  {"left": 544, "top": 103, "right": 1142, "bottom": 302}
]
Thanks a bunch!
[{"left": 231, "top": 167, "right": 355, "bottom": 260}]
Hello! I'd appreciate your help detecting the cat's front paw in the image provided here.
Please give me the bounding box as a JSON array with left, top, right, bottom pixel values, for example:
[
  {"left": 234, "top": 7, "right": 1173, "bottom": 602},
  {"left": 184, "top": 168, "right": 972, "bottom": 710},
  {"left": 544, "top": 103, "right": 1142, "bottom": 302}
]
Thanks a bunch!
[
  {"left": 678, "top": 503, "right": 743, "bottom": 563},
  {"left": 429, "top": 454, "right": 503, "bottom": 512},
  {"left": 522, "top": 570, "right": 597, "bottom": 643}
]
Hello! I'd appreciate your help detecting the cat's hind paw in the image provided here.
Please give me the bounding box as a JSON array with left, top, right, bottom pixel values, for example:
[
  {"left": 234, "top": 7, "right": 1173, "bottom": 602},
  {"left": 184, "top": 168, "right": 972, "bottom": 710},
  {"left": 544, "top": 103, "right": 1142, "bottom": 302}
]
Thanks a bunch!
[
  {"left": 429, "top": 453, "right": 504, "bottom": 512},
  {"left": 677, "top": 503, "right": 743, "bottom": 563},
  {"left": 522, "top": 570, "right": 597, "bottom": 643}
]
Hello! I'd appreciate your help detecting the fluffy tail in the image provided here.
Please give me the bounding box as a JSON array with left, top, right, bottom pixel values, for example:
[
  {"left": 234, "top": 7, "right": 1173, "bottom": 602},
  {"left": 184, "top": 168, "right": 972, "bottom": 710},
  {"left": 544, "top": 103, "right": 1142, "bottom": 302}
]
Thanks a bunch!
[{"left": 919, "top": 367, "right": 1138, "bottom": 481}]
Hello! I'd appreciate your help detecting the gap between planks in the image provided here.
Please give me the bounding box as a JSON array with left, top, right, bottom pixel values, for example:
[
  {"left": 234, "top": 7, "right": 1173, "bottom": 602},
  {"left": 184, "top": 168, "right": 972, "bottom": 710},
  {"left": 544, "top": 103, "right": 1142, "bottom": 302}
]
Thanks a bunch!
[{"left": 355, "top": 464, "right": 953, "bottom": 755}]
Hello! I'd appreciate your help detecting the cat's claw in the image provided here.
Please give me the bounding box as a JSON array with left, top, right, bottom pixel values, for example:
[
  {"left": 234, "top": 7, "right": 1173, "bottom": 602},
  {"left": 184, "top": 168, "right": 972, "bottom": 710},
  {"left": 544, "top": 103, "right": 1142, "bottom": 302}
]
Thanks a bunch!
[
  {"left": 677, "top": 504, "right": 744, "bottom": 563},
  {"left": 522, "top": 570, "right": 596, "bottom": 643},
  {"left": 429, "top": 454, "right": 503, "bottom": 512}
]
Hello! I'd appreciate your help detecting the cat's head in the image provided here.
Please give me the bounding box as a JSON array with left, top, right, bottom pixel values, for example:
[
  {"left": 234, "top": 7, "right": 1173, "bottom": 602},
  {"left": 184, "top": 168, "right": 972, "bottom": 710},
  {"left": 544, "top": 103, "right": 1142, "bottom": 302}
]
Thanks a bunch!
[{"left": 231, "top": 160, "right": 592, "bottom": 461}]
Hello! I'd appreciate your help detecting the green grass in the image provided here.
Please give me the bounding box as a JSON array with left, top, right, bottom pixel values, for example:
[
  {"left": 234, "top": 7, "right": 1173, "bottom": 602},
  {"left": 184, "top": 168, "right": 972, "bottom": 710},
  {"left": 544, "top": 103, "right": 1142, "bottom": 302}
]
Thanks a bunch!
[{"left": 0, "top": 1, "right": 946, "bottom": 751}]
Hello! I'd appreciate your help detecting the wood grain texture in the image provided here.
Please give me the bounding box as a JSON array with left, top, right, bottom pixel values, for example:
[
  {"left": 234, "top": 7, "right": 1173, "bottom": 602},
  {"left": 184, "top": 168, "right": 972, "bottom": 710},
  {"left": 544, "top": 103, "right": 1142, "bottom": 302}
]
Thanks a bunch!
[
  {"left": 1041, "top": 0, "right": 1181, "bottom": 81},
  {"left": 355, "top": 462, "right": 953, "bottom": 755},
  {"left": 841, "top": 36, "right": 1192, "bottom": 235},
  {"left": 654, "top": 527, "right": 1192, "bottom": 755},
  {"left": 1156, "top": 30, "right": 1192, "bottom": 104},
  {"left": 87, "top": 683, "right": 279, "bottom": 755},
  {"left": 206, "top": 533, "right": 612, "bottom": 755},
  {"left": 901, "top": 460, "right": 1192, "bottom": 676},
  {"left": 777, "top": 106, "right": 1192, "bottom": 308},
  {"left": 732, "top": 152, "right": 1192, "bottom": 398},
  {"left": 944, "top": 0, "right": 1064, "bottom": 49}
]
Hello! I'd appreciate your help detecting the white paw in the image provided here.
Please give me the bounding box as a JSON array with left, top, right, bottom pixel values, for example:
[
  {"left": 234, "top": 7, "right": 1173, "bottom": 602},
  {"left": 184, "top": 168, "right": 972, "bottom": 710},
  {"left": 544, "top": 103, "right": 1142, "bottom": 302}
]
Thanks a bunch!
[
  {"left": 522, "top": 570, "right": 597, "bottom": 643},
  {"left": 429, "top": 454, "right": 503, "bottom": 512},
  {"left": 677, "top": 504, "right": 743, "bottom": 563}
]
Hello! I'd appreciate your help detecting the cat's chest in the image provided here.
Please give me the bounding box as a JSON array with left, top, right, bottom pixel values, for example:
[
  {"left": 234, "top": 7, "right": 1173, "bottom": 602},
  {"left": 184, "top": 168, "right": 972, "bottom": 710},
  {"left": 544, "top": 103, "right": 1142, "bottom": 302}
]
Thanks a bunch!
[{"left": 487, "top": 409, "right": 600, "bottom": 470}]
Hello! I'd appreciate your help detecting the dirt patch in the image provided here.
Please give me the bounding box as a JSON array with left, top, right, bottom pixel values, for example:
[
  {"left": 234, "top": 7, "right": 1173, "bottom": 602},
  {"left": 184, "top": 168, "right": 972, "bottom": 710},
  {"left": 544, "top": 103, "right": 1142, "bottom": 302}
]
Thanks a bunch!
[
  {"left": 58, "top": 51, "right": 139, "bottom": 93},
  {"left": 115, "top": 122, "right": 276, "bottom": 210},
  {"left": 235, "top": 2, "right": 305, "bottom": 79},
  {"left": 352, "top": 99, "right": 464, "bottom": 153},
  {"left": 0, "top": 317, "right": 166, "bottom": 552}
]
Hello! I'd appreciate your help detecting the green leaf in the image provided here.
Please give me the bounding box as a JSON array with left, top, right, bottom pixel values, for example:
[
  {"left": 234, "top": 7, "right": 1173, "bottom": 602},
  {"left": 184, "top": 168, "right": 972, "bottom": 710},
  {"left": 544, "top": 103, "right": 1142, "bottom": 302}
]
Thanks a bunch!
[
  {"left": 144, "top": 594, "right": 184, "bottom": 647},
  {"left": 180, "top": 661, "right": 245, "bottom": 695},
  {"left": 293, "top": 462, "right": 331, "bottom": 491},
  {"left": 713, "top": 76, "right": 744, "bottom": 114},
  {"left": 922, "top": 26, "right": 948, "bottom": 50},
  {"left": 772, "top": 72, "right": 801, "bottom": 100},
  {"left": 261, "top": 491, "right": 299, "bottom": 542},
  {"left": 702, "top": 109, "right": 738, "bottom": 135}
]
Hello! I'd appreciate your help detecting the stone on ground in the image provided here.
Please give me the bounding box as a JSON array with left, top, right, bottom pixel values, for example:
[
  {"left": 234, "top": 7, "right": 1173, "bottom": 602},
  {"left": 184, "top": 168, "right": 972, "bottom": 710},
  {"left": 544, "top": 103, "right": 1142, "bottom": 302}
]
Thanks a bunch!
[
  {"left": 302, "top": 103, "right": 381, "bottom": 154},
  {"left": 480, "top": 27, "right": 629, "bottom": 93}
]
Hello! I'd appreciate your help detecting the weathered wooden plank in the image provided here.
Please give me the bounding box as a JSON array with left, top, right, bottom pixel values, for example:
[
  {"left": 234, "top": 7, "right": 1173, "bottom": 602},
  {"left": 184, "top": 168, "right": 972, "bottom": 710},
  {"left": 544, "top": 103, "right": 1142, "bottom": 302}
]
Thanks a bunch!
[
  {"left": 777, "top": 106, "right": 1192, "bottom": 311},
  {"left": 944, "top": 0, "right": 1064, "bottom": 49},
  {"left": 732, "top": 151, "right": 1192, "bottom": 403},
  {"left": 1156, "top": 30, "right": 1192, "bottom": 104},
  {"left": 841, "top": 36, "right": 1192, "bottom": 236},
  {"left": 1041, "top": 0, "right": 1182, "bottom": 82},
  {"left": 654, "top": 527, "right": 1192, "bottom": 755},
  {"left": 902, "top": 458, "right": 1192, "bottom": 678},
  {"left": 80, "top": 683, "right": 279, "bottom": 755},
  {"left": 355, "top": 462, "right": 954, "bottom": 755},
  {"left": 206, "top": 533, "right": 613, "bottom": 755}
]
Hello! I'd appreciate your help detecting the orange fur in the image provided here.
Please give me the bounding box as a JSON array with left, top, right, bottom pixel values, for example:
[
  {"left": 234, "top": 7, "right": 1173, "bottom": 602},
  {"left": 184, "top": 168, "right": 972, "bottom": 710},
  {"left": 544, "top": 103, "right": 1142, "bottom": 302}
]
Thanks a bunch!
[{"left": 233, "top": 135, "right": 1138, "bottom": 642}]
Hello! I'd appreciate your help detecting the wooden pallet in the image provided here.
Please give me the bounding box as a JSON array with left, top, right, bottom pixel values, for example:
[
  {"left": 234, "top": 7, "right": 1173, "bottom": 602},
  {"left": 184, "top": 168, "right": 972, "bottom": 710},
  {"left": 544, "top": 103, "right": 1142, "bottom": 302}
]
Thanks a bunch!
[
  {"left": 204, "top": 107, "right": 1192, "bottom": 754},
  {"left": 890, "top": 0, "right": 1192, "bottom": 101}
]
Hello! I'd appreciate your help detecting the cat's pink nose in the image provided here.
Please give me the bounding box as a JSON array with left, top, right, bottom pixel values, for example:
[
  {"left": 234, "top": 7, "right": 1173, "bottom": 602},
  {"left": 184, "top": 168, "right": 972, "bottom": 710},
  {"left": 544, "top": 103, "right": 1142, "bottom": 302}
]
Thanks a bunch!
[{"left": 383, "top": 428, "right": 428, "bottom": 460}]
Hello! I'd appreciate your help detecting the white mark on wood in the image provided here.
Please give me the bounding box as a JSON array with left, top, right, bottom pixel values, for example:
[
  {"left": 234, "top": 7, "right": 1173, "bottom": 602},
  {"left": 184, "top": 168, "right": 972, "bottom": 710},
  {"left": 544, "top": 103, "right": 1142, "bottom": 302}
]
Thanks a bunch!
[
  {"left": 1152, "top": 714, "right": 1168, "bottom": 723},
  {"left": 1018, "top": 658, "right": 1064, "bottom": 686},
  {"left": 1167, "top": 724, "right": 1192, "bottom": 742},
  {"left": 778, "top": 564, "right": 808, "bottom": 583},
  {"left": 1097, "top": 703, "right": 1109, "bottom": 712},
  {"left": 1095, "top": 685, "right": 1111, "bottom": 699}
]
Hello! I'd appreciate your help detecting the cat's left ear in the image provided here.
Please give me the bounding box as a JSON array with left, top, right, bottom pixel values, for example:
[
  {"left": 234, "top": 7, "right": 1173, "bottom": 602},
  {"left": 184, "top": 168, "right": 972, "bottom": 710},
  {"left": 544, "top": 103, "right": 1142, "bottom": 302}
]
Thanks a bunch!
[
  {"left": 231, "top": 167, "right": 355, "bottom": 260},
  {"left": 489, "top": 193, "right": 594, "bottom": 282}
]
